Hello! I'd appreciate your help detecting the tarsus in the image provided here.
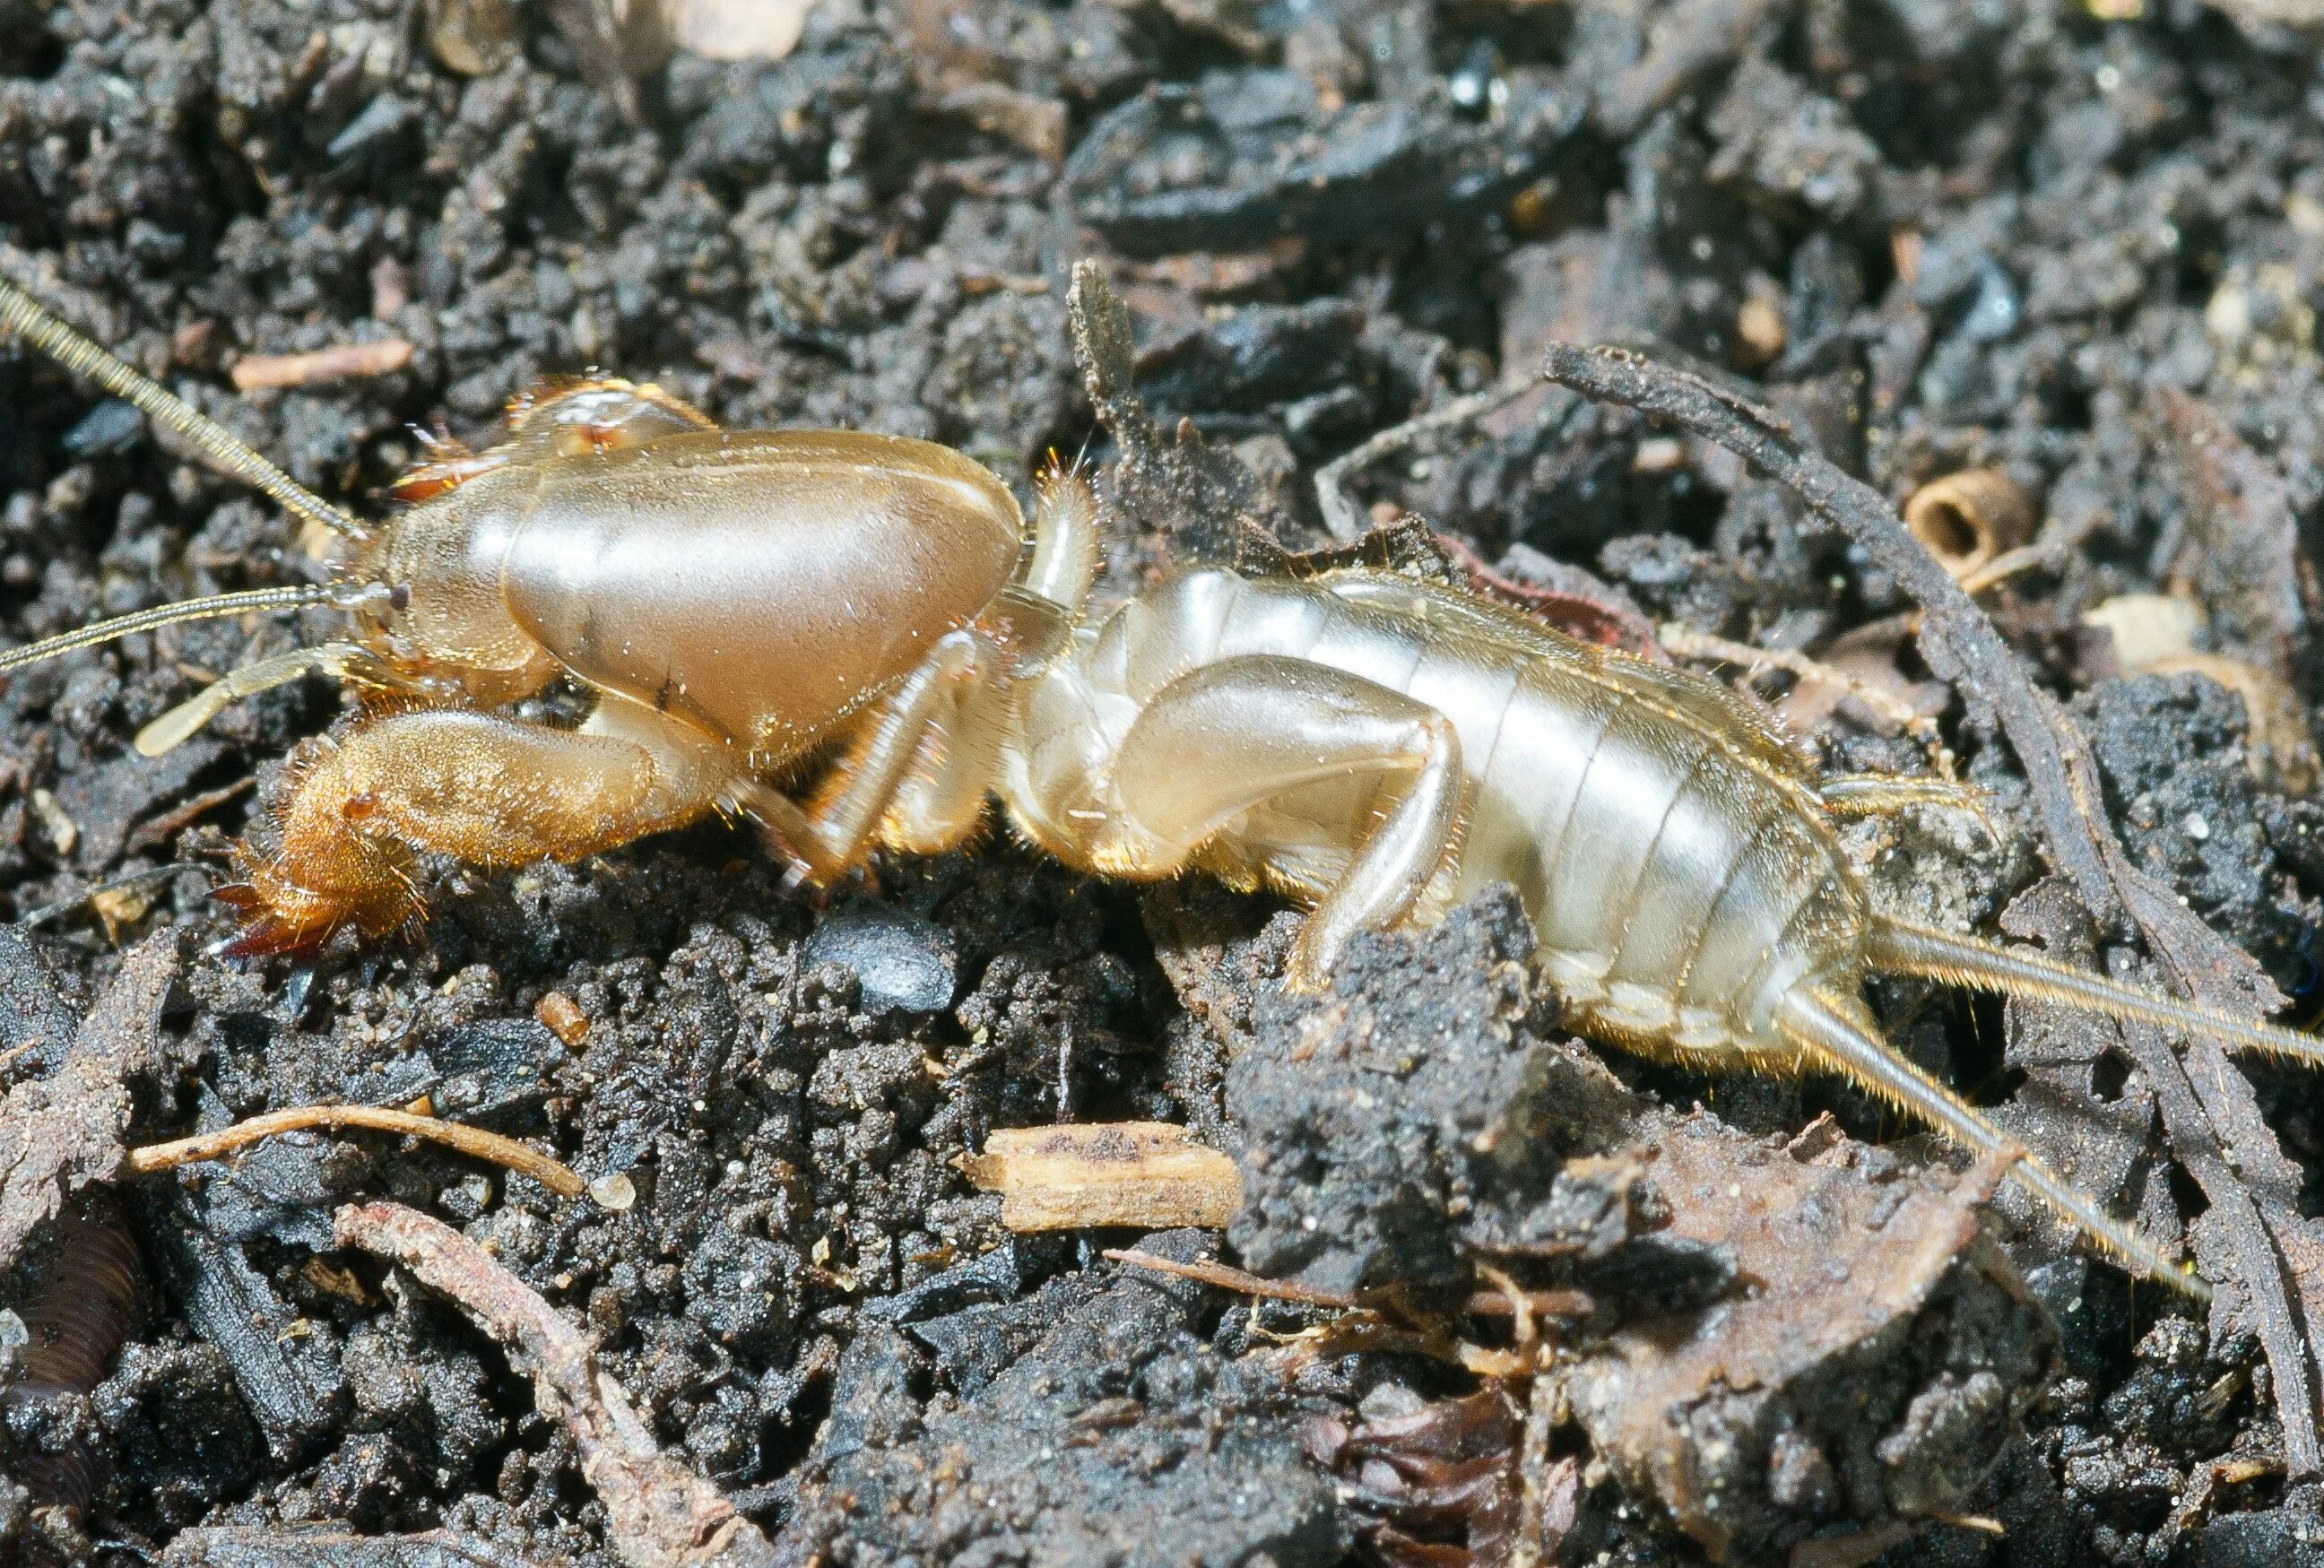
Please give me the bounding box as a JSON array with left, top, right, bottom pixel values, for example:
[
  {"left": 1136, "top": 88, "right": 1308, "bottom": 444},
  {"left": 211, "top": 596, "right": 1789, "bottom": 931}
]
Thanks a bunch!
[
  {"left": 0, "top": 273, "right": 360, "bottom": 540},
  {"left": 1871, "top": 918, "right": 2324, "bottom": 1067}
]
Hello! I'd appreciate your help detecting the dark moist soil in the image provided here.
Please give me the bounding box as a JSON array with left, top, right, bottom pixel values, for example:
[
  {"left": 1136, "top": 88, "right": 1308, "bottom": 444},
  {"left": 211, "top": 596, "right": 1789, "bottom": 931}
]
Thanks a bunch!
[{"left": 3, "top": 1, "right": 2324, "bottom": 1564}]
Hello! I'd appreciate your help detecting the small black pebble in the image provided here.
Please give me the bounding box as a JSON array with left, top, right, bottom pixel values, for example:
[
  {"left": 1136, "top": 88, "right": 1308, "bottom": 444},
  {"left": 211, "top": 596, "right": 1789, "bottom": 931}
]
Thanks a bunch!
[
  {"left": 60, "top": 399, "right": 144, "bottom": 456},
  {"left": 803, "top": 903, "right": 958, "bottom": 1013}
]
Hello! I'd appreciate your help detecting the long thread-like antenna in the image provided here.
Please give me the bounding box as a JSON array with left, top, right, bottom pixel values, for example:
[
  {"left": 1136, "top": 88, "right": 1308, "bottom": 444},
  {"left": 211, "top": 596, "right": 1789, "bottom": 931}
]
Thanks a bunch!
[
  {"left": 0, "top": 274, "right": 361, "bottom": 540},
  {"left": 0, "top": 585, "right": 347, "bottom": 677}
]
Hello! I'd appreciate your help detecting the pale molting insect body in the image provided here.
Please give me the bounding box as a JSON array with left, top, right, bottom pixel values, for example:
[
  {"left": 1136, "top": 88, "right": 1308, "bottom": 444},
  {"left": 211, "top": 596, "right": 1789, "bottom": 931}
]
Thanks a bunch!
[{"left": 4, "top": 268, "right": 2319, "bottom": 1302}]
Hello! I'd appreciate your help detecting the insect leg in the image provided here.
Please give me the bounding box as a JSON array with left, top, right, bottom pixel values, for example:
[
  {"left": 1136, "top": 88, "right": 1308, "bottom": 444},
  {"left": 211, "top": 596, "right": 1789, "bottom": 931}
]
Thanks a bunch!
[
  {"left": 134, "top": 643, "right": 409, "bottom": 757},
  {"left": 221, "top": 697, "right": 743, "bottom": 956},
  {"left": 1021, "top": 459, "right": 1100, "bottom": 617},
  {"left": 390, "top": 382, "right": 716, "bottom": 501},
  {"left": 735, "top": 628, "right": 1002, "bottom": 881},
  {"left": 1088, "top": 654, "right": 1462, "bottom": 989},
  {"left": 1819, "top": 775, "right": 1989, "bottom": 816},
  {"left": 1775, "top": 986, "right": 2207, "bottom": 1299},
  {"left": 1869, "top": 917, "right": 2324, "bottom": 1067}
]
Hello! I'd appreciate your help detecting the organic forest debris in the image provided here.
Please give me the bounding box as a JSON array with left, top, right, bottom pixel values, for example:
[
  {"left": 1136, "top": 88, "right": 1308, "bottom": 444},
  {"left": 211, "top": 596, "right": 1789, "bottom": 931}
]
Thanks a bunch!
[
  {"left": 1102, "top": 1246, "right": 1356, "bottom": 1309},
  {"left": 2150, "top": 386, "right": 2310, "bottom": 683},
  {"left": 127, "top": 1105, "right": 586, "bottom": 1200},
  {"left": 331, "top": 1201, "right": 774, "bottom": 1568},
  {"left": 1538, "top": 342, "right": 2324, "bottom": 1477},
  {"left": 229, "top": 340, "right": 414, "bottom": 392},
  {"left": 1565, "top": 1139, "right": 2052, "bottom": 1562},
  {"left": 960, "top": 1121, "right": 1241, "bottom": 1232},
  {"left": 0, "top": 933, "right": 176, "bottom": 1273}
]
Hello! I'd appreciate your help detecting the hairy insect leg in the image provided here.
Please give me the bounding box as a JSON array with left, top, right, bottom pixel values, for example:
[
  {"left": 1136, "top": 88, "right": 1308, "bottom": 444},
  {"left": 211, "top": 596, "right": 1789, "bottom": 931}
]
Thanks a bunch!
[
  {"left": 1820, "top": 775, "right": 1987, "bottom": 816},
  {"left": 1022, "top": 459, "right": 1100, "bottom": 616},
  {"left": 736, "top": 628, "right": 1004, "bottom": 881},
  {"left": 1063, "top": 655, "right": 1462, "bottom": 990},
  {"left": 135, "top": 643, "right": 411, "bottom": 758},
  {"left": 1819, "top": 775, "right": 2001, "bottom": 847},
  {"left": 1870, "top": 918, "right": 2324, "bottom": 1067},
  {"left": 221, "top": 696, "right": 744, "bottom": 956},
  {"left": 1775, "top": 986, "right": 2207, "bottom": 1299}
]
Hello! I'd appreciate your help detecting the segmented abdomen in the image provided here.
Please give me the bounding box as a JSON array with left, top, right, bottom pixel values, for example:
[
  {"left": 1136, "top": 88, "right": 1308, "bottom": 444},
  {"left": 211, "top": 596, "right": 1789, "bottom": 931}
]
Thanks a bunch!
[
  {"left": 1482, "top": 671, "right": 1863, "bottom": 1048},
  {"left": 1122, "top": 568, "right": 1868, "bottom": 1048}
]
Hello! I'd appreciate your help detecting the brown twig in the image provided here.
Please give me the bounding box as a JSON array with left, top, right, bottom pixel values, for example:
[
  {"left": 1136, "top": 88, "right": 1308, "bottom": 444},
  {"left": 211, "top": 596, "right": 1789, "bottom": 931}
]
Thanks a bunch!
[
  {"left": 123, "top": 775, "right": 254, "bottom": 854},
  {"left": 230, "top": 338, "right": 413, "bottom": 390},
  {"left": 1102, "top": 1247, "right": 1356, "bottom": 1308},
  {"left": 128, "top": 1105, "right": 585, "bottom": 1199},
  {"left": 1539, "top": 342, "right": 2324, "bottom": 1477},
  {"left": 334, "top": 1201, "right": 770, "bottom": 1568}
]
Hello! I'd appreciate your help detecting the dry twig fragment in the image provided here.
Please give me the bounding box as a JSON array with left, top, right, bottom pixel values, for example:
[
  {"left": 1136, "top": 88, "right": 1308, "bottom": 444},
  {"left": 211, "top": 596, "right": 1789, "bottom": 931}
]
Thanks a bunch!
[
  {"left": 961, "top": 1122, "right": 1242, "bottom": 1232},
  {"left": 1102, "top": 1246, "right": 1354, "bottom": 1307},
  {"left": 230, "top": 339, "right": 413, "bottom": 391},
  {"left": 334, "top": 1201, "right": 774, "bottom": 1568},
  {"left": 129, "top": 1105, "right": 585, "bottom": 1199}
]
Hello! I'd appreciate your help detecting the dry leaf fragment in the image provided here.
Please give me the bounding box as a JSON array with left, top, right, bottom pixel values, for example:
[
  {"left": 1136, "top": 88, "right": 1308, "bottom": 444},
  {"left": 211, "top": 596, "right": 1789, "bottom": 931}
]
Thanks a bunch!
[
  {"left": 666, "top": 0, "right": 809, "bottom": 60},
  {"left": 2082, "top": 593, "right": 2205, "bottom": 673}
]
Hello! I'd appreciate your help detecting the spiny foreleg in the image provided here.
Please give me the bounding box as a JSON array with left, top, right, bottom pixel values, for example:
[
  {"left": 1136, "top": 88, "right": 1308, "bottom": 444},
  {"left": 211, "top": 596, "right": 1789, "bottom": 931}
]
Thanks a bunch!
[{"left": 220, "top": 697, "right": 745, "bottom": 956}]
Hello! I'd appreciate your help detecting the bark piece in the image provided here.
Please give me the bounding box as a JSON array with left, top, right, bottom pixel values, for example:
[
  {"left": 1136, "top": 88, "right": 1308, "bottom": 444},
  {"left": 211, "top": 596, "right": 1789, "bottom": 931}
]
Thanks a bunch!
[
  {"left": 0, "top": 933, "right": 177, "bottom": 1271},
  {"left": 961, "top": 1122, "right": 1241, "bottom": 1232}
]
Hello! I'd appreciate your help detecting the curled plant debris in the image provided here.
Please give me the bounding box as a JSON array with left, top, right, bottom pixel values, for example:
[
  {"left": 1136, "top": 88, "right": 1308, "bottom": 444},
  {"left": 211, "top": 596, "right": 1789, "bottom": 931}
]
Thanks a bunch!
[
  {"left": 1901, "top": 467, "right": 2035, "bottom": 580},
  {"left": 1304, "top": 1388, "right": 1528, "bottom": 1568}
]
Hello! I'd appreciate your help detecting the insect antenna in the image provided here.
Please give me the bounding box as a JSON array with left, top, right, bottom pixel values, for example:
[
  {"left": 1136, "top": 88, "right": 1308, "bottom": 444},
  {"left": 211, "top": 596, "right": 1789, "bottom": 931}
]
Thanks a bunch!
[
  {"left": 0, "top": 274, "right": 362, "bottom": 541},
  {"left": 1870, "top": 918, "right": 2324, "bottom": 1068},
  {"left": 0, "top": 583, "right": 363, "bottom": 679},
  {"left": 1776, "top": 986, "right": 2208, "bottom": 1299}
]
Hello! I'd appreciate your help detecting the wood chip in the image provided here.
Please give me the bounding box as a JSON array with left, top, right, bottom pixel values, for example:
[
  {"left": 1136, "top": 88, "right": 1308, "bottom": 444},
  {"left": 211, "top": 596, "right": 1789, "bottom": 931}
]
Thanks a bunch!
[
  {"left": 230, "top": 339, "right": 413, "bottom": 391},
  {"left": 959, "top": 1122, "right": 1242, "bottom": 1232},
  {"left": 534, "top": 991, "right": 592, "bottom": 1046}
]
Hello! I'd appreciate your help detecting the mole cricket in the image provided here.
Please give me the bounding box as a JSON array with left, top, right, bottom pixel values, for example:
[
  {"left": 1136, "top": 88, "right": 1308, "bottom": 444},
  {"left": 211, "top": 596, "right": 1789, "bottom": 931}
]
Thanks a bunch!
[{"left": 4, "top": 264, "right": 2318, "bottom": 1301}]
